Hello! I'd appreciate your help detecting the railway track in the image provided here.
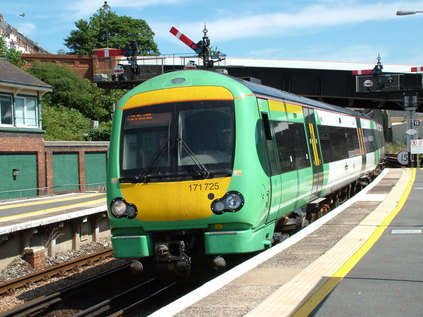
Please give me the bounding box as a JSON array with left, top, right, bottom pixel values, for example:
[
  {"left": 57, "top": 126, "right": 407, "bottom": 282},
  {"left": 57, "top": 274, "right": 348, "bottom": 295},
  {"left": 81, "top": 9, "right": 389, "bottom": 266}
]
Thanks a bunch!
[
  {"left": 0, "top": 251, "right": 245, "bottom": 316},
  {"left": 0, "top": 260, "right": 204, "bottom": 317},
  {"left": 0, "top": 248, "right": 114, "bottom": 296}
]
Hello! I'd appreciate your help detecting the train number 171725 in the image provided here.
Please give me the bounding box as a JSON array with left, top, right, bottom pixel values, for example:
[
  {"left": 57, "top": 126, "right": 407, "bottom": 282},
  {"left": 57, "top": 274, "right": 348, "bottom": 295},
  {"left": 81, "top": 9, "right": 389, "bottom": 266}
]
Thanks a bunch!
[{"left": 188, "top": 183, "right": 220, "bottom": 191}]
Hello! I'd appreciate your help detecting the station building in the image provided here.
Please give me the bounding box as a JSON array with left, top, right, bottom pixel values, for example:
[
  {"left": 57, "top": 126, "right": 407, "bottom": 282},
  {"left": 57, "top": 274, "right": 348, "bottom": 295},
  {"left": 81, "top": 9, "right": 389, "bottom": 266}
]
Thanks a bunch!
[{"left": 0, "top": 59, "right": 108, "bottom": 200}]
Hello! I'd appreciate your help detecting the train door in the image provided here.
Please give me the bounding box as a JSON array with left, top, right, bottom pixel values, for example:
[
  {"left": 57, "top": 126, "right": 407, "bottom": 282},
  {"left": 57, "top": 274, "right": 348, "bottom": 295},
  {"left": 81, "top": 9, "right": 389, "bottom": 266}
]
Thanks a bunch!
[
  {"left": 257, "top": 98, "right": 281, "bottom": 223},
  {"left": 303, "top": 108, "right": 324, "bottom": 200},
  {"left": 356, "top": 118, "right": 367, "bottom": 175}
]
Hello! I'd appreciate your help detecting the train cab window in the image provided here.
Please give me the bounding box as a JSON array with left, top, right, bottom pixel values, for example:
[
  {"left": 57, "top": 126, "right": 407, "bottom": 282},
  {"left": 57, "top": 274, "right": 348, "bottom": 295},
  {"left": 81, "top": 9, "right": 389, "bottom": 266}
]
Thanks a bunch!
[
  {"left": 120, "top": 100, "right": 234, "bottom": 181},
  {"left": 178, "top": 107, "right": 233, "bottom": 166}
]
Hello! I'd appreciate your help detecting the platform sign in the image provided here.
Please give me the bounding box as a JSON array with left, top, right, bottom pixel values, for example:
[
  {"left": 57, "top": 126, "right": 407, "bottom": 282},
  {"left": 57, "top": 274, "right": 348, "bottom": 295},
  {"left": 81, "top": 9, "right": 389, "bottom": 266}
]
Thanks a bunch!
[
  {"left": 355, "top": 74, "right": 402, "bottom": 92},
  {"left": 411, "top": 139, "right": 423, "bottom": 154},
  {"left": 397, "top": 151, "right": 409, "bottom": 165}
]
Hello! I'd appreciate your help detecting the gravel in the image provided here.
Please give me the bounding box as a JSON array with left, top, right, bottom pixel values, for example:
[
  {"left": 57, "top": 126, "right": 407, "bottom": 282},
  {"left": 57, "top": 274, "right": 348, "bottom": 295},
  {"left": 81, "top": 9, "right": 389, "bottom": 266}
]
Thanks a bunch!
[{"left": 0, "top": 238, "right": 130, "bottom": 313}]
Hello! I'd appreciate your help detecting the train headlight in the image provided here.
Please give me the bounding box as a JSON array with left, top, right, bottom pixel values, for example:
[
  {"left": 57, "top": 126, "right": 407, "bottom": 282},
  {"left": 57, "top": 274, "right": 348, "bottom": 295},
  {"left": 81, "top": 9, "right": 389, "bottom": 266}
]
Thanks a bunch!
[
  {"left": 110, "top": 198, "right": 138, "bottom": 219},
  {"left": 211, "top": 191, "right": 244, "bottom": 215}
]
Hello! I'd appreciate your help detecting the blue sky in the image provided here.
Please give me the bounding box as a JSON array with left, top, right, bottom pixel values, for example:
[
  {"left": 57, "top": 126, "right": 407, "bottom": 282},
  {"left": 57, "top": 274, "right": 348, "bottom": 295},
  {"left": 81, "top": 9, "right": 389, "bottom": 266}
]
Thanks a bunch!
[{"left": 2, "top": 0, "right": 423, "bottom": 65}]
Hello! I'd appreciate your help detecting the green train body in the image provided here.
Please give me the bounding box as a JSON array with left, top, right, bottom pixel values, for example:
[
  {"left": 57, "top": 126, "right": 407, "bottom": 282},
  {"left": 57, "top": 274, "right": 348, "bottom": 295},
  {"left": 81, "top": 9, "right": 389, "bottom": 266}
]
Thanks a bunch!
[{"left": 107, "top": 70, "right": 384, "bottom": 274}]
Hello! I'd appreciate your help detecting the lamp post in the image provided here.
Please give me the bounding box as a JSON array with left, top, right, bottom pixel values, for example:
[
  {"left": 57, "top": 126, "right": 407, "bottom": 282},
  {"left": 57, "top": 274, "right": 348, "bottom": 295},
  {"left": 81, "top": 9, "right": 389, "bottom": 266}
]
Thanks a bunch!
[
  {"left": 396, "top": 10, "right": 423, "bottom": 16},
  {"left": 102, "top": 1, "right": 111, "bottom": 48}
]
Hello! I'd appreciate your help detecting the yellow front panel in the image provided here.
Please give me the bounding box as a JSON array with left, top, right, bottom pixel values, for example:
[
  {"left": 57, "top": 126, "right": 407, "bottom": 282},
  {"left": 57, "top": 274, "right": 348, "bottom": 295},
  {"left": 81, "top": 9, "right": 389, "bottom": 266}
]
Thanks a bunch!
[
  {"left": 122, "top": 86, "right": 234, "bottom": 110},
  {"left": 120, "top": 177, "right": 231, "bottom": 221}
]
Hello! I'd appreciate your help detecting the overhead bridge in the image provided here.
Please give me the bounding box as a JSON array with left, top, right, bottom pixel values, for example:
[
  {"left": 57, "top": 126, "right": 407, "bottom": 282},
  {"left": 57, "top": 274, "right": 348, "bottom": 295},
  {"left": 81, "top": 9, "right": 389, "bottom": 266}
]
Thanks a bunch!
[{"left": 96, "top": 54, "right": 423, "bottom": 112}]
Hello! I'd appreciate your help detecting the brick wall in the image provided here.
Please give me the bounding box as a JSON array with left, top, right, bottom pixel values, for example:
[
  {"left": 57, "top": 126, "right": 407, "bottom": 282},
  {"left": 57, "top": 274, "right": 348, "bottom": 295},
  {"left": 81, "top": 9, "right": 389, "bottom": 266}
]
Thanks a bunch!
[
  {"left": 22, "top": 54, "right": 95, "bottom": 80},
  {"left": 22, "top": 53, "right": 122, "bottom": 81},
  {"left": 44, "top": 141, "right": 108, "bottom": 194},
  {"left": 0, "top": 133, "right": 109, "bottom": 197}
]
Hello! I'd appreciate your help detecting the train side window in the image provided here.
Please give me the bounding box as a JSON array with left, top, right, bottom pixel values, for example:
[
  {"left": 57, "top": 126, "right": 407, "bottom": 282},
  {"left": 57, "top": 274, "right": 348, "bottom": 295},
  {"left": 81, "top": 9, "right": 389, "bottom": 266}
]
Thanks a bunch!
[
  {"left": 261, "top": 112, "right": 272, "bottom": 140},
  {"left": 363, "top": 129, "right": 375, "bottom": 153},
  {"left": 345, "top": 128, "right": 361, "bottom": 157},
  {"left": 273, "top": 121, "right": 295, "bottom": 173},
  {"left": 318, "top": 125, "right": 349, "bottom": 163},
  {"left": 289, "top": 122, "right": 311, "bottom": 169}
]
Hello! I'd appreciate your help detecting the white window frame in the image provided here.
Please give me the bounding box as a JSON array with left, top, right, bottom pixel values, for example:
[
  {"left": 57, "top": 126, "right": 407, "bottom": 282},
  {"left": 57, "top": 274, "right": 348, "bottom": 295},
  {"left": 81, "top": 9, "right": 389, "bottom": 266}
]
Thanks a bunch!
[{"left": 14, "top": 96, "right": 39, "bottom": 128}]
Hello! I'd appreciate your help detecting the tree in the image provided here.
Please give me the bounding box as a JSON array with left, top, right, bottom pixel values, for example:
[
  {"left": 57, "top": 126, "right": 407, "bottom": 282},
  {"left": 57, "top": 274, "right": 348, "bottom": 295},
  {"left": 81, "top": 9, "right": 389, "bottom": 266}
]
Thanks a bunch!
[
  {"left": 0, "top": 36, "right": 7, "bottom": 56},
  {"left": 27, "top": 62, "right": 126, "bottom": 140},
  {"left": 42, "top": 105, "right": 92, "bottom": 141},
  {"left": 64, "top": 7, "right": 159, "bottom": 55}
]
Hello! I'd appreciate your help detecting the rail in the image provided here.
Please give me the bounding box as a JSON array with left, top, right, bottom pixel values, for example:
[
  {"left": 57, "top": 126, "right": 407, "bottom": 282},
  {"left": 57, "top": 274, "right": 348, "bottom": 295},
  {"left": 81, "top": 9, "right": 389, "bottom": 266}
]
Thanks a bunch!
[{"left": 0, "top": 248, "right": 113, "bottom": 296}]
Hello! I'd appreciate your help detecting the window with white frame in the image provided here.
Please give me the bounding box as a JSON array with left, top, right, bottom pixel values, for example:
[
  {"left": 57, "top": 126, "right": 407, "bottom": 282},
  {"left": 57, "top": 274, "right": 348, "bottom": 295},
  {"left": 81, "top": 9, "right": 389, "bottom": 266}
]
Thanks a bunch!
[
  {"left": 0, "top": 94, "right": 39, "bottom": 128},
  {"left": 15, "top": 96, "right": 38, "bottom": 127},
  {"left": 0, "top": 95, "right": 13, "bottom": 125}
]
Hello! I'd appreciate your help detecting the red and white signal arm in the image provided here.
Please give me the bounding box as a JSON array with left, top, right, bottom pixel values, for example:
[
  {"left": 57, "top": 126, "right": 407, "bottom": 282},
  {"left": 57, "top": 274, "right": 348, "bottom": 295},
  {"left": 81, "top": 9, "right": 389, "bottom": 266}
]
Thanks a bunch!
[
  {"left": 352, "top": 69, "right": 373, "bottom": 75},
  {"left": 113, "top": 65, "right": 125, "bottom": 75}
]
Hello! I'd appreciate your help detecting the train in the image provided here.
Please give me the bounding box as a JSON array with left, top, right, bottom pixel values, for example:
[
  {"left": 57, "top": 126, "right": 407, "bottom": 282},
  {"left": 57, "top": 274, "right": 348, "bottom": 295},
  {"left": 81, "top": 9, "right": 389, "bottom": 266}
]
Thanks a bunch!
[{"left": 107, "top": 69, "right": 385, "bottom": 276}]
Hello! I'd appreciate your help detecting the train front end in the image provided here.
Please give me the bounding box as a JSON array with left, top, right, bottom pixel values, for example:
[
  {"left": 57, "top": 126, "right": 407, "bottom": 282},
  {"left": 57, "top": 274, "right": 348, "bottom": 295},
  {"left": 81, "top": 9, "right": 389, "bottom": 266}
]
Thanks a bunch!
[{"left": 107, "top": 70, "right": 272, "bottom": 275}]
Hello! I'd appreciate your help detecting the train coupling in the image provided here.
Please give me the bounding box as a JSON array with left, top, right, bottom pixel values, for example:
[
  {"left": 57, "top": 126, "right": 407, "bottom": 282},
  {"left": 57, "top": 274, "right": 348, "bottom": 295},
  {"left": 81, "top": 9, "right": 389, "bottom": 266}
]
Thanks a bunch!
[{"left": 154, "top": 241, "right": 191, "bottom": 276}]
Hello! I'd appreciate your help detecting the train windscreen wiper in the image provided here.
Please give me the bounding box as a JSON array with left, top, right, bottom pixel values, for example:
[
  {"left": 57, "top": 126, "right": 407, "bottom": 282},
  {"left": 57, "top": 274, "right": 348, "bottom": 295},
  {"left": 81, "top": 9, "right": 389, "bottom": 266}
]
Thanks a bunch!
[
  {"left": 177, "top": 137, "right": 211, "bottom": 179},
  {"left": 138, "top": 139, "right": 170, "bottom": 182}
]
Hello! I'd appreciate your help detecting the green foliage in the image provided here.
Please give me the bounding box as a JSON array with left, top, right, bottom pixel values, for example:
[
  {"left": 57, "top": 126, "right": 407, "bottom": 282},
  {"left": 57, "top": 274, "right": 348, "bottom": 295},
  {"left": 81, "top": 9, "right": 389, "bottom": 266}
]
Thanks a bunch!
[
  {"left": 0, "top": 36, "right": 7, "bottom": 56},
  {"left": 64, "top": 7, "right": 159, "bottom": 55},
  {"left": 28, "top": 62, "right": 125, "bottom": 121},
  {"left": 42, "top": 105, "right": 91, "bottom": 141},
  {"left": 385, "top": 142, "right": 406, "bottom": 154},
  {"left": 85, "top": 121, "right": 112, "bottom": 141},
  {"left": 28, "top": 62, "right": 126, "bottom": 140}
]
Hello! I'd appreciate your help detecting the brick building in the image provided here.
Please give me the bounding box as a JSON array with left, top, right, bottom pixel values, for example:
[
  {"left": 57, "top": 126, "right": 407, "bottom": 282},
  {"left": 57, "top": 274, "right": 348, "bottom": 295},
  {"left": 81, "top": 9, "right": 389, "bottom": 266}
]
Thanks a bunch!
[{"left": 0, "top": 14, "right": 49, "bottom": 54}]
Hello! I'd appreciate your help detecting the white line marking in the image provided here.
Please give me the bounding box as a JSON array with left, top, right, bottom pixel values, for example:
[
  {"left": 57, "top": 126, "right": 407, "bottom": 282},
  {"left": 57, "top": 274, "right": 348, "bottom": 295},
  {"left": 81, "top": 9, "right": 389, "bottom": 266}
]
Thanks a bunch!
[{"left": 391, "top": 229, "right": 422, "bottom": 234}]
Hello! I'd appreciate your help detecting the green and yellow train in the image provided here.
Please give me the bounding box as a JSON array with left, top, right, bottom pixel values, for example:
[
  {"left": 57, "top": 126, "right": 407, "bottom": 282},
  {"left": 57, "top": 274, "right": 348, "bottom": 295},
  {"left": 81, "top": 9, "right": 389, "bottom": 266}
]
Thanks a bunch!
[{"left": 107, "top": 70, "right": 384, "bottom": 275}]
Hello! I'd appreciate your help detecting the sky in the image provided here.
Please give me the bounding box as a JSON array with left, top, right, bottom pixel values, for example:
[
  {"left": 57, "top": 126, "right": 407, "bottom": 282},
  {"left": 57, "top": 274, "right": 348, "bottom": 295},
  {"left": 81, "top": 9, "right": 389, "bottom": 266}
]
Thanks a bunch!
[{"left": 2, "top": 0, "right": 423, "bottom": 65}]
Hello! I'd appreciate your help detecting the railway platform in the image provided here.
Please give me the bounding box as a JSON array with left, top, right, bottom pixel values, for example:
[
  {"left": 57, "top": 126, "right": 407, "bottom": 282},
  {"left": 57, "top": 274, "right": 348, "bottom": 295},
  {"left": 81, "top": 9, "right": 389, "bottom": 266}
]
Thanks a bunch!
[
  {"left": 0, "top": 193, "right": 108, "bottom": 269},
  {"left": 151, "top": 167, "right": 421, "bottom": 317}
]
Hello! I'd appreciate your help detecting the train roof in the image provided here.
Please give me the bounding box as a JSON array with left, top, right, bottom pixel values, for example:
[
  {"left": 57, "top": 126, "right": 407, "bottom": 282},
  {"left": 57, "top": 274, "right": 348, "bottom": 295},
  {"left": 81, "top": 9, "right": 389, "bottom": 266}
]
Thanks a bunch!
[{"left": 234, "top": 76, "right": 370, "bottom": 120}]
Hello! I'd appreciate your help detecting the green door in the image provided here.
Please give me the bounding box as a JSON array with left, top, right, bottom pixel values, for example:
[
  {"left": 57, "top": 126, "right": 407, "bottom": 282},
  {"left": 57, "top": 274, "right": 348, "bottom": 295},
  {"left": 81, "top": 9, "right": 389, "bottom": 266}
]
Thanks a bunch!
[
  {"left": 85, "top": 152, "right": 107, "bottom": 190},
  {"left": 303, "top": 108, "right": 324, "bottom": 200},
  {"left": 257, "top": 98, "right": 281, "bottom": 223},
  {"left": 0, "top": 154, "right": 37, "bottom": 199},
  {"left": 53, "top": 153, "right": 79, "bottom": 192}
]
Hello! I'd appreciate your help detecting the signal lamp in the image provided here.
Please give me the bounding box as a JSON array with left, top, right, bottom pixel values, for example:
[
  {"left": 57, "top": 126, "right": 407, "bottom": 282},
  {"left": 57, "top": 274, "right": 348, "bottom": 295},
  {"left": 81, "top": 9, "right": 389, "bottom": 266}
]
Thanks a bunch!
[{"left": 211, "top": 191, "right": 244, "bottom": 215}]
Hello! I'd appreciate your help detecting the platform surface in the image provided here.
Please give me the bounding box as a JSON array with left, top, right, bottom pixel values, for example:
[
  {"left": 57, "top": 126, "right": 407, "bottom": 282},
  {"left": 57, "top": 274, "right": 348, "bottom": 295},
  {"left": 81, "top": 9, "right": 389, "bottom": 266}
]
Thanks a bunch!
[
  {"left": 150, "top": 168, "right": 420, "bottom": 317},
  {"left": 0, "top": 193, "right": 106, "bottom": 234}
]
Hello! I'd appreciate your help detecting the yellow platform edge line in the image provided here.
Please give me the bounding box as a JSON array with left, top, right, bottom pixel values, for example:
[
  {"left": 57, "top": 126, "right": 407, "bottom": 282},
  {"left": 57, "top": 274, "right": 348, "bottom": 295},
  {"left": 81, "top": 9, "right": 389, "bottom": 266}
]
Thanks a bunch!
[
  {"left": 292, "top": 168, "right": 416, "bottom": 316},
  {"left": 0, "top": 198, "right": 106, "bottom": 221},
  {"left": 0, "top": 193, "right": 104, "bottom": 210}
]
